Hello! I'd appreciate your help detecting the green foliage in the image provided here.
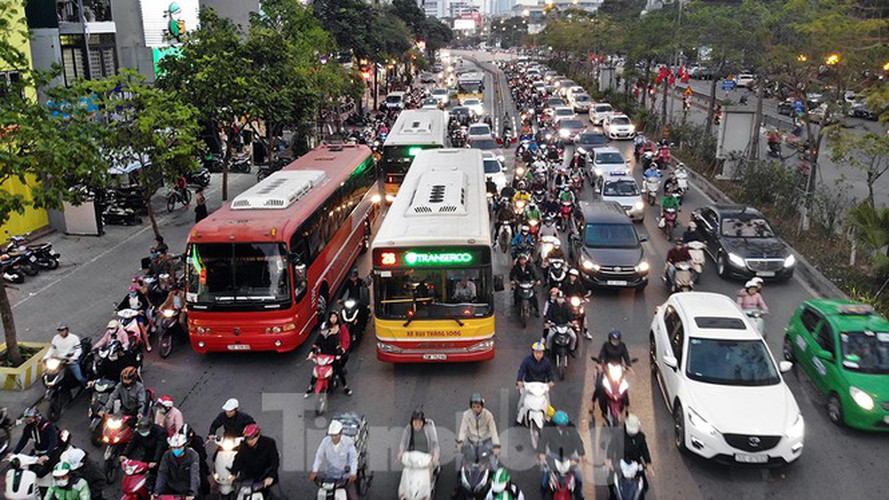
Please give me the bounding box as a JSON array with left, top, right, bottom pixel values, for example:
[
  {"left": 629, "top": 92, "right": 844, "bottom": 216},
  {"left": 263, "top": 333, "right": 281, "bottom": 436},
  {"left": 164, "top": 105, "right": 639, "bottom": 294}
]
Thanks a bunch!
[
  {"left": 312, "top": 0, "right": 378, "bottom": 60},
  {"left": 736, "top": 160, "right": 806, "bottom": 219},
  {"left": 828, "top": 129, "right": 889, "bottom": 205}
]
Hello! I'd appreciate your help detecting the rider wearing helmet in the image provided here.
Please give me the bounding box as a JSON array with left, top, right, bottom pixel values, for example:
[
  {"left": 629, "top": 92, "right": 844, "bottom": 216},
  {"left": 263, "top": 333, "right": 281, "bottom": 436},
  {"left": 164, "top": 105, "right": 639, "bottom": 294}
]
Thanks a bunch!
[
  {"left": 561, "top": 269, "right": 592, "bottom": 340},
  {"left": 510, "top": 226, "right": 535, "bottom": 258},
  {"left": 231, "top": 423, "right": 280, "bottom": 491},
  {"left": 512, "top": 182, "right": 531, "bottom": 205},
  {"left": 545, "top": 238, "right": 565, "bottom": 263},
  {"left": 486, "top": 468, "right": 525, "bottom": 500},
  {"left": 682, "top": 221, "right": 702, "bottom": 243},
  {"left": 608, "top": 414, "right": 652, "bottom": 497},
  {"left": 60, "top": 447, "right": 106, "bottom": 499},
  {"left": 736, "top": 280, "right": 769, "bottom": 314},
  {"left": 11, "top": 407, "right": 61, "bottom": 477},
  {"left": 509, "top": 254, "right": 540, "bottom": 317},
  {"left": 543, "top": 290, "right": 576, "bottom": 351},
  {"left": 102, "top": 366, "right": 146, "bottom": 420},
  {"left": 537, "top": 410, "right": 586, "bottom": 497},
  {"left": 208, "top": 398, "right": 256, "bottom": 439},
  {"left": 455, "top": 393, "right": 500, "bottom": 495},
  {"left": 539, "top": 214, "right": 559, "bottom": 240},
  {"left": 44, "top": 462, "right": 90, "bottom": 499},
  {"left": 596, "top": 329, "right": 632, "bottom": 367},
  {"left": 155, "top": 395, "right": 184, "bottom": 436},
  {"left": 664, "top": 239, "right": 691, "bottom": 285},
  {"left": 120, "top": 417, "right": 166, "bottom": 489},
  {"left": 523, "top": 201, "right": 542, "bottom": 225},
  {"left": 155, "top": 432, "right": 200, "bottom": 497},
  {"left": 515, "top": 342, "right": 555, "bottom": 425}
]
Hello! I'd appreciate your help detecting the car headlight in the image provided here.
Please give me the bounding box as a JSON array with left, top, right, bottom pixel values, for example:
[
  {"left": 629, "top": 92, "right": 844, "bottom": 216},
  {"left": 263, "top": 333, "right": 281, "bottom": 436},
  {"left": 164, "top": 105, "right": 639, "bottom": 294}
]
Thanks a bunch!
[
  {"left": 633, "top": 201, "right": 644, "bottom": 211},
  {"left": 594, "top": 168, "right": 603, "bottom": 177},
  {"left": 688, "top": 407, "right": 718, "bottom": 437},
  {"left": 628, "top": 125, "right": 636, "bottom": 133},
  {"left": 728, "top": 252, "right": 746, "bottom": 267},
  {"left": 850, "top": 386, "right": 875, "bottom": 411},
  {"left": 784, "top": 254, "right": 796, "bottom": 268},
  {"left": 785, "top": 414, "right": 805, "bottom": 440},
  {"left": 636, "top": 261, "right": 650, "bottom": 273},
  {"left": 582, "top": 258, "right": 600, "bottom": 272}
]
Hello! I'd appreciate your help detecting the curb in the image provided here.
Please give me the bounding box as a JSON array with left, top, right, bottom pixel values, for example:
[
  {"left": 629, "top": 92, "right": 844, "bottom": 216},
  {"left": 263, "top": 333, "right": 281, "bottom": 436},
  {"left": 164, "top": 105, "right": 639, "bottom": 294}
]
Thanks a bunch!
[{"left": 681, "top": 163, "right": 849, "bottom": 300}]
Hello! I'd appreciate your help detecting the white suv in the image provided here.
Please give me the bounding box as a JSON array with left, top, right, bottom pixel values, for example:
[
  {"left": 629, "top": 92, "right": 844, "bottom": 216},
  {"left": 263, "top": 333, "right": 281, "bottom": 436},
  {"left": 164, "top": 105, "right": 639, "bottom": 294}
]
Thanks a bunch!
[{"left": 649, "top": 292, "right": 804, "bottom": 465}]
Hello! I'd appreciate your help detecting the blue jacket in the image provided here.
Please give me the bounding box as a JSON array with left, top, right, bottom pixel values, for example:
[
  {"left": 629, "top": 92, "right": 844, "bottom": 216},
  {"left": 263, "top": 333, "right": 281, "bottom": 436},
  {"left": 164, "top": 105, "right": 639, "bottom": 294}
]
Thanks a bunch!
[{"left": 516, "top": 354, "right": 555, "bottom": 384}]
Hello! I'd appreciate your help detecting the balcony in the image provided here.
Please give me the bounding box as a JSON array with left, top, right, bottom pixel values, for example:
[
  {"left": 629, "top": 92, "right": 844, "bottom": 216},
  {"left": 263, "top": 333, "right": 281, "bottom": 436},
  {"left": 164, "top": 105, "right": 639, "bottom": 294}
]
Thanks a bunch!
[{"left": 57, "top": 0, "right": 115, "bottom": 35}]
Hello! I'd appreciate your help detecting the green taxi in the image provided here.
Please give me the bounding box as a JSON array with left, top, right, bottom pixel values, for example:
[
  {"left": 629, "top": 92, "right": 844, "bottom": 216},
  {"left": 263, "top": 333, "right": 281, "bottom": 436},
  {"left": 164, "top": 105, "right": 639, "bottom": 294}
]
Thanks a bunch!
[{"left": 783, "top": 299, "right": 889, "bottom": 431}]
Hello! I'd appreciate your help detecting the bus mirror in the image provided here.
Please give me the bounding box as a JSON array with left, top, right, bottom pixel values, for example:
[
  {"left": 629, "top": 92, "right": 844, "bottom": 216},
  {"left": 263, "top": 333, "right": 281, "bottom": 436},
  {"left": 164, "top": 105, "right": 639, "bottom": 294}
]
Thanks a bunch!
[{"left": 494, "top": 275, "right": 504, "bottom": 292}]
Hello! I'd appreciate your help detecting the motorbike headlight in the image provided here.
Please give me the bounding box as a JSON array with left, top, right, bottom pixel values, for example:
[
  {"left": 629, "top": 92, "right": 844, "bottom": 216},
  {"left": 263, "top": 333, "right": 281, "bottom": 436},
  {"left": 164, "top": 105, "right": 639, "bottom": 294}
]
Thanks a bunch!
[
  {"left": 515, "top": 167, "right": 525, "bottom": 176},
  {"left": 570, "top": 296, "right": 581, "bottom": 307},
  {"left": 107, "top": 418, "right": 123, "bottom": 430},
  {"left": 785, "top": 414, "right": 805, "bottom": 440},
  {"left": 636, "top": 261, "right": 650, "bottom": 273},
  {"left": 221, "top": 438, "right": 236, "bottom": 451},
  {"left": 728, "top": 252, "right": 746, "bottom": 268},
  {"left": 594, "top": 168, "right": 603, "bottom": 177},
  {"left": 162, "top": 309, "right": 176, "bottom": 318},
  {"left": 784, "top": 254, "right": 796, "bottom": 268},
  {"left": 687, "top": 407, "right": 718, "bottom": 437},
  {"left": 45, "top": 358, "right": 61, "bottom": 371},
  {"left": 344, "top": 299, "right": 356, "bottom": 309},
  {"left": 850, "top": 386, "right": 875, "bottom": 411}
]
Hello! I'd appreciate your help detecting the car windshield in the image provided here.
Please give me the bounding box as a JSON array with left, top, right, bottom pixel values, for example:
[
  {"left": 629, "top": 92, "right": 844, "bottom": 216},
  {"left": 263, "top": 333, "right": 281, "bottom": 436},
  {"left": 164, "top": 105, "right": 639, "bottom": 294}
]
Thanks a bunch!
[
  {"left": 596, "top": 152, "right": 625, "bottom": 164},
  {"left": 840, "top": 331, "right": 889, "bottom": 374},
  {"left": 721, "top": 214, "right": 775, "bottom": 238},
  {"left": 547, "top": 98, "right": 565, "bottom": 106},
  {"left": 584, "top": 223, "right": 639, "bottom": 248},
  {"left": 603, "top": 180, "right": 640, "bottom": 196},
  {"left": 687, "top": 338, "right": 780, "bottom": 386},
  {"left": 186, "top": 243, "right": 291, "bottom": 308},
  {"left": 471, "top": 139, "right": 498, "bottom": 150},
  {"left": 578, "top": 133, "right": 607, "bottom": 146},
  {"left": 468, "top": 125, "right": 490, "bottom": 135},
  {"left": 575, "top": 95, "right": 591, "bottom": 102},
  {"left": 375, "top": 267, "right": 492, "bottom": 320},
  {"left": 431, "top": 89, "right": 447, "bottom": 96},
  {"left": 422, "top": 99, "right": 438, "bottom": 106},
  {"left": 595, "top": 105, "right": 613, "bottom": 113},
  {"left": 463, "top": 99, "right": 480, "bottom": 106},
  {"left": 560, "top": 119, "right": 583, "bottom": 129},
  {"left": 610, "top": 116, "right": 631, "bottom": 125},
  {"left": 386, "top": 95, "right": 402, "bottom": 104},
  {"left": 483, "top": 160, "right": 501, "bottom": 174},
  {"left": 555, "top": 109, "right": 573, "bottom": 117}
]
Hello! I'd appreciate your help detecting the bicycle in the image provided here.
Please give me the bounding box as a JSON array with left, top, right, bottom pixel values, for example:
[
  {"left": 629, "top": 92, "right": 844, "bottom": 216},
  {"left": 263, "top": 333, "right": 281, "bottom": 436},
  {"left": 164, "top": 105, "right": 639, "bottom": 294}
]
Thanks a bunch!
[{"left": 166, "top": 186, "right": 191, "bottom": 213}]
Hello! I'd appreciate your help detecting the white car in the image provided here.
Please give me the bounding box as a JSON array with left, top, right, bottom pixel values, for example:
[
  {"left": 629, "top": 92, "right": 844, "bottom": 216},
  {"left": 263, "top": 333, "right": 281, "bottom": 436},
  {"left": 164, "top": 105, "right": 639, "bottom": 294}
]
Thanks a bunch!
[
  {"left": 567, "top": 85, "right": 586, "bottom": 98},
  {"left": 420, "top": 98, "right": 440, "bottom": 109},
  {"left": 533, "top": 81, "right": 547, "bottom": 94},
  {"left": 603, "top": 114, "right": 636, "bottom": 140},
  {"left": 482, "top": 152, "right": 508, "bottom": 195},
  {"left": 589, "top": 103, "right": 615, "bottom": 125},
  {"left": 600, "top": 172, "right": 644, "bottom": 221},
  {"left": 735, "top": 73, "right": 756, "bottom": 88},
  {"left": 590, "top": 147, "right": 628, "bottom": 180},
  {"left": 650, "top": 292, "right": 804, "bottom": 465},
  {"left": 461, "top": 98, "right": 484, "bottom": 117},
  {"left": 569, "top": 93, "right": 593, "bottom": 113},
  {"left": 552, "top": 106, "right": 576, "bottom": 122},
  {"left": 467, "top": 123, "right": 494, "bottom": 141},
  {"left": 429, "top": 88, "right": 450, "bottom": 107}
]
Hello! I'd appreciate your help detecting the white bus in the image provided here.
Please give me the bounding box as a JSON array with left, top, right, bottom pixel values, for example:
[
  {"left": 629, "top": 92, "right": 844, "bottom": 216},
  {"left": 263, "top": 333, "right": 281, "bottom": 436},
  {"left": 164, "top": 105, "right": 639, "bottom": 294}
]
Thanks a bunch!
[
  {"left": 381, "top": 109, "right": 449, "bottom": 201},
  {"left": 371, "top": 149, "right": 498, "bottom": 362}
]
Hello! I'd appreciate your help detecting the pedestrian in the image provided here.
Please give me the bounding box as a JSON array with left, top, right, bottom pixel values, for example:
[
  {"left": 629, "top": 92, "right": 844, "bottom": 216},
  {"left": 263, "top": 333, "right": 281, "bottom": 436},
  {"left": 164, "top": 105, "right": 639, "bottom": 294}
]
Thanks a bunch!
[{"left": 194, "top": 187, "right": 208, "bottom": 223}]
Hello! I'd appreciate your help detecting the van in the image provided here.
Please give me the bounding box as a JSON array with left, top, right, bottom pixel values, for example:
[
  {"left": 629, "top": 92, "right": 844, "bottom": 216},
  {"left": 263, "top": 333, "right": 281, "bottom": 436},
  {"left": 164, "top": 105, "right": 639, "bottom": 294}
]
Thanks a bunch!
[{"left": 385, "top": 91, "right": 406, "bottom": 110}]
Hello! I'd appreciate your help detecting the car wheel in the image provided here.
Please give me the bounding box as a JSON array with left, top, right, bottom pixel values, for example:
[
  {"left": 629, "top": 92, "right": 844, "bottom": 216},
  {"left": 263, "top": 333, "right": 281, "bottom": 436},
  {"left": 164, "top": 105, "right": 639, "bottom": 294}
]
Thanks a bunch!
[
  {"left": 673, "top": 404, "right": 687, "bottom": 452},
  {"left": 716, "top": 253, "right": 728, "bottom": 278},
  {"left": 827, "top": 393, "right": 844, "bottom": 427},
  {"left": 782, "top": 335, "right": 796, "bottom": 362}
]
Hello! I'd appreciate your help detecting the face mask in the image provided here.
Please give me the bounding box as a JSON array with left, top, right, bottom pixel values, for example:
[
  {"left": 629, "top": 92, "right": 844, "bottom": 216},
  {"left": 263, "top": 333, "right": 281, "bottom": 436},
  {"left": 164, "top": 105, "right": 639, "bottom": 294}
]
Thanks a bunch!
[
  {"left": 55, "top": 478, "right": 69, "bottom": 487},
  {"left": 172, "top": 448, "right": 184, "bottom": 457},
  {"left": 138, "top": 430, "right": 150, "bottom": 437}
]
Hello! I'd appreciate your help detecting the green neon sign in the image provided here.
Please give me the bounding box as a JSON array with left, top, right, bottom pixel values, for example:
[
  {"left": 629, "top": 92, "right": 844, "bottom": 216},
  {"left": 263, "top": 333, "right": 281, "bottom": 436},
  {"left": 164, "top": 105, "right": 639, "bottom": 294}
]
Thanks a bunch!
[{"left": 404, "top": 251, "right": 474, "bottom": 266}]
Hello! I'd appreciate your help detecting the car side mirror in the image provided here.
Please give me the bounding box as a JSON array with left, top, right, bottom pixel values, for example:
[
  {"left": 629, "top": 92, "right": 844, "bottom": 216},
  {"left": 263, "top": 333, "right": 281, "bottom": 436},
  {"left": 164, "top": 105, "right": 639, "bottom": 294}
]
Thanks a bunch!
[
  {"left": 815, "top": 349, "right": 833, "bottom": 362},
  {"left": 779, "top": 361, "right": 793, "bottom": 373},
  {"left": 493, "top": 275, "right": 505, "bottom": 292},
  {"left": 662, "top": 355, "right": 678, "bottom": 370},
  {"left": 639, "top": 236, "right": 648, "bottom": 243}
]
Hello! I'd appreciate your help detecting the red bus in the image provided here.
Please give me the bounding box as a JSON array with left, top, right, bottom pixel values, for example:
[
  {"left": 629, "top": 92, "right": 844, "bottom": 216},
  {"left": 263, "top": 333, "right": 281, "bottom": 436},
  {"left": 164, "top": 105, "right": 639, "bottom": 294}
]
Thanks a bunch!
[{"left": 185, "top": 144, "right": 380, "bottom": 353}]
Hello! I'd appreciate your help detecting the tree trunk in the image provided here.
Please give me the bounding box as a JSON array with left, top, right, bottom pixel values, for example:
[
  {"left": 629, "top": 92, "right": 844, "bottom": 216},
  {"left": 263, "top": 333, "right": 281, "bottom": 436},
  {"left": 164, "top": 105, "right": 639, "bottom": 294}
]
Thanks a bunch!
[
  {"left": 0, "top": 278, "right": 22, "bottom": 366},
  {"left": 705, "top": 59, "right": 723, "bottom": 138},
  {"left": 146, "top": 187, "right": 160, "bottom": 238}
]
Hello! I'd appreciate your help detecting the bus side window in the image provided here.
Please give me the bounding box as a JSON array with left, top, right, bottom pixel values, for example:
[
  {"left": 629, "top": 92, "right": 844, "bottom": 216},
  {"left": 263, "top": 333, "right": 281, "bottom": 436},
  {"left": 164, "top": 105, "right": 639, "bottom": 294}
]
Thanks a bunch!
[{"left": 290, "top": 229, "right": 310, "bottom": 302}]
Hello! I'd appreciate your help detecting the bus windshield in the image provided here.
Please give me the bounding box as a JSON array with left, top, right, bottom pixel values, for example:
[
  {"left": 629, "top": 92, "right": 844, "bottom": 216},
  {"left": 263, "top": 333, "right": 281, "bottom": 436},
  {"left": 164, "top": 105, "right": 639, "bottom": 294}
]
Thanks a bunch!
[
  {"left": 458, "top": 81, "right": 482, "bottom": 94},
  {"left": 375, "top": 267, "right": 492, "bottom": 320},
  {"left": 187, "top": 243, "right": 291, "bottom": 308},
  {"left": 382, "top": 145, "right": 424, "bottom": 175}
]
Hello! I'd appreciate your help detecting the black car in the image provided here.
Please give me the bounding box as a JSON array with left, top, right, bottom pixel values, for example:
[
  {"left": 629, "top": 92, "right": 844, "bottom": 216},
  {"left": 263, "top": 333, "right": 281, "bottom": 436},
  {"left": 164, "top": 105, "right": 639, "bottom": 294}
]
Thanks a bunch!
[
  {"left": 691, "top": 205, "right": 795, "bottom": 281},
  {"left": 575, "top": 131, "right": 609, "bottom": 157},
  {"left": 776, "top": 98, "right": 794, "bottom": 116},
  {"left": 450, "top": 106, "right": 472, "bottom": 125},
  {"left": 570, "top": 201, "right": 650, "bottom": 289}
]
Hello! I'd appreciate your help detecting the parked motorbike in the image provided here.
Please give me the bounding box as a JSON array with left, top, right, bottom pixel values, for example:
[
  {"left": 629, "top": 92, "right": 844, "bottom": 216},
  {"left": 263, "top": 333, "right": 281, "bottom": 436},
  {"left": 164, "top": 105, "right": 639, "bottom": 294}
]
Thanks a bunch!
[
  {"left": 1, "top": 253, "right": 26, "bottom": 283},
  {"left": 102, "top": 205, "right": 143, "bottom": 226},
  {"left": 120, "top": 458, "right": 151, "bottom": 500},
  {"left": 185, "top": 167, "right": 211, "bottom": 189},
  {"left": 210, "top": 435, "right": 244, "bottom": 497},
  {"left": 256, "top": 156, "right": 293, "bottom": 182},
  {"left": 5, "top": 235, "right": 60, "bottom": 270},
  {"left": 399, "top": 449, "right": 438, "bottom": 500},
  {"left": 3, "top": 246, "right": 38, "bottom": 276},
  {"left": 517, "top": 381, "right": 550, "bottom": 451},
  {"left": 231, "top": 153, "right": 252, "bottom": 173},
  {"left": 549, "top": 322, "right": 573, "bottom": 381}
]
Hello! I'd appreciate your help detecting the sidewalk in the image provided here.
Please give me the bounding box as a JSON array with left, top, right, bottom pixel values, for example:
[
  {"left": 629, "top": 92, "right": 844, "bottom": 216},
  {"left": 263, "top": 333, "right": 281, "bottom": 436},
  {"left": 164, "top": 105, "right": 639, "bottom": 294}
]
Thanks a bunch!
[{"left": 1, "top": 171, "right": 257, "bottom": 413}]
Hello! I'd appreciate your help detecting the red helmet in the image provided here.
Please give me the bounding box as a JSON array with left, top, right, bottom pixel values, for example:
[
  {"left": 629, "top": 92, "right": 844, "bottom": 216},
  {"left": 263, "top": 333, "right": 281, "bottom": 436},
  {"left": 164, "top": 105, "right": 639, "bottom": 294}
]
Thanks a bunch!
[
  {"left": 158, "top": 395, "right": 174, "bottom": 408},
  {"left": 243, "top": 423, "right": 261, "bottom": 438}
]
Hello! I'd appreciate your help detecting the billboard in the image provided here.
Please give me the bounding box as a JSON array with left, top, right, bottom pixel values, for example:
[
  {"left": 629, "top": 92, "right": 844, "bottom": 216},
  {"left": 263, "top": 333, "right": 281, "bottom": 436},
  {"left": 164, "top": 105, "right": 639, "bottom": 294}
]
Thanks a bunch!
[
  {"left": 453, "top": 19, "right": 476, "bottom": 32},
  {"left": 141, "top": 0, "right": 200, "bottom": 48}
]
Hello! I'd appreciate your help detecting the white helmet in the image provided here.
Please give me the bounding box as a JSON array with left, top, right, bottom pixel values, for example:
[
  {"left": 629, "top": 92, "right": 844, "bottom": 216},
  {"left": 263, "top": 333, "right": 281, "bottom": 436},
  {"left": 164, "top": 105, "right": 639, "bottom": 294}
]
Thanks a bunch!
[
  {"left": 60, "top": 447, "right": 85, "bottom": 470},
  {"left": 625, "top": 414, "right": 641, "bottom": 436},
  {"left": 745, "top": 280, "right": 760, "bottom": 290},
  {"left": 168, "top": 433, "right": 188, "bottom": 448}
]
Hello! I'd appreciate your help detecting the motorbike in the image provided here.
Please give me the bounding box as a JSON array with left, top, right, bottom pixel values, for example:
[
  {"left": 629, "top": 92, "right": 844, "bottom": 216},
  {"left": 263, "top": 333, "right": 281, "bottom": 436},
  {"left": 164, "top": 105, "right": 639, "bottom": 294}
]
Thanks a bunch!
[
  {"left": 1, "top": 253, "right": 26, "bottom": 283},
  {"left": 0, "top": 407, "right": 12, "bottom": 456},
  {"left": 547, "top": 259, "right": 568, "bottom": 289},
  {"left": 559, "top": 201, "right": 574, "bottom": 231},
  {"left": 310, "top": 352, "right": 338, "bottom": 415},
  {"left": 4, "top": 453, "right": 53, "bottom": 499},
  {"left": 210, "top": 435, "right": 244, "bottom": 497},
  {"left": 686, "top": 241, "right": 706, "bottom": 277},
  {"left": 5, "top": 235, "right": 60, "bottom": 270},
  {"left": 457, "top": 442, "right": 495, "bottom": 500},
  {"left": 315, "top": 477, "right": 349, "bottom": 500},
  {"left": 102, "top": 205, "right": 143, "bottom": 226},
  {"left": 231, "top": 153, "right": 252, "bottom": 173},
  {"left": 185, "top": 167, "right": 211, "bottom": 189},
  {"left": 497, "top": 223, "right": 512, "bottom": 255},
  {"left": 3, "top": 246, "right": 38, "bottom": 276},
  {"left": 656, "top": 143, "right": 672, "bottom": 168},
  {"left": 767, "top": 141, "right": 781, "bottom": 158},
  {"left": 659, "top": 208, "right": 678, "bottom": 241},
  {"left": 399, "top": 450, "right": 438, "bottom": 500},
  {"left": 538, "top": 236, "right": 559, "bottom": 265},
  {"left": 527, "top": 218, "right": 540, "bottom": 240},
  {"left": 514, "top": 281, "right": 536, "bottom": 329},
  {"left": 340, "top": 299, "right": 368, "bottom": 345},
  {"left": 120, "top": 458, "right": 151, "bottom": 500},
  {"left": 541, "top": 454, "right": 577, "bottom": 500},
  {"left": 600, "top": 362, "right": 631, "bottom": 427},
  {"left": 643, "top": 177, "right": 660, "bottom": 206},
  {"left": 568, "top": 296, "right": 588, "bottom": 339},
  {"left": 101, "top": 413, "right": 137, "bottom": 482},
  {"left": 549, "top": 322, "right": 573, "bottom": 381},
  {"left": 42, "top": 338, "right": 91, "bottom": 421},
  {"left": 88, "top": 378, "right": 116, "bottom": 446},
  {"left": 502, "top": 130, "right": 514, "bottom": 149},
  {"left": 640, "top": 151, "right": 655, "bottom": 170},
  {"left": 531, "top": 188, "right": 546, "bottom": 206},
  {"left": 517, "top": 381, "right": 550, "bottom": 450},
  {"left": 673, "top": 164, "right": 689, "bottom": 195},
  {"left": 664, "top": 261, "right": 695, "bottom": 293},
  {"left": 612, "top": 459, "right": 645, "bottom": 500},
  {"left": 256, "top": 156, "right": 292, "bottom": 182},
  {"left": 744, "top": 308, "right": 767, "bottom": 338},
  {"left": 156, "top": 307, "right": 184, "bottom": 359}
]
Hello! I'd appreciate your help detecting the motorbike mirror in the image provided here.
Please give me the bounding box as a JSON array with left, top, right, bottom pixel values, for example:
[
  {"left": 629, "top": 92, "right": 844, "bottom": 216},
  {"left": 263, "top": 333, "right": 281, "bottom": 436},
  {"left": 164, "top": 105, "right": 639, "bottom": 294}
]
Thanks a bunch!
[
  {"left": 778, "top": 360, "right": 793, "bottom": 373},
  {"left": 493, "top": 275, "right": 505, "bottom": 292},
  {"left": 662, "top": 355, "right": 678, "bottom": 370}
]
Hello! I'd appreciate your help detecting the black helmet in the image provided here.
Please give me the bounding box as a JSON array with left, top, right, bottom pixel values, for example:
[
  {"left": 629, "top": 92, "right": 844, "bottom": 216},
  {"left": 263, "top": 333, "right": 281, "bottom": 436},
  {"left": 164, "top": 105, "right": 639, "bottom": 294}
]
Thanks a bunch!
[
  {"left": 23, "top": 406, "right": 41, "bottom": 420},
  {"left": 410, "top": 409, "right": 425, "bottom": 423},
  {"left": 608, "top": 329, "right": 622, "bottom": 341}
]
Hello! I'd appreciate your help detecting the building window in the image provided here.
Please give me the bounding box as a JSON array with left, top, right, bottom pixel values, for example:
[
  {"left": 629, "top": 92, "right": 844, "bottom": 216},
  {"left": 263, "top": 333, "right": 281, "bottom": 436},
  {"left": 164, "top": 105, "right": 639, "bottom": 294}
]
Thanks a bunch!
[
  {"left": 60, "top": 33, "right": 117, "bottom": 85},
  {"left": 0, "top": 71, "right": 24, "bottom": 99}
]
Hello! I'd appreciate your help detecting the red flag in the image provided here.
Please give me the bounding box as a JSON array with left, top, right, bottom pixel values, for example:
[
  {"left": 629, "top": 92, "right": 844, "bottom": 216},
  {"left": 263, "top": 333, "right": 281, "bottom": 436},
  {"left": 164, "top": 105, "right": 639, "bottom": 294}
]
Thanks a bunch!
[
  {"left": 658, "top": 66, "right": 669, "bottom": 79},
  {"left": 655, "top": 74, "right": 664, "bottom": 84},
  {"left": 668, "top": 73, "right": 676, "bottom": 86}
]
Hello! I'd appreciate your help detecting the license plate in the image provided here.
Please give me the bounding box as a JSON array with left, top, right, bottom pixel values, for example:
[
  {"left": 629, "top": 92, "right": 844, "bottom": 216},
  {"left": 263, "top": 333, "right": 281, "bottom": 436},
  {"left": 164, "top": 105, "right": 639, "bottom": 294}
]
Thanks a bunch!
[
  {"left": 227, "top": 344, "right": 251, "bottom": 351},
  {"left": 606, "top": 280, "right": 628, "bottom": 286},
  {"left": 756, "top": 271, "right": 776, "bottom": 277},
  {"left": 883, "top": 416, "right": 889, "bottom": 424},
  {"left": 734, "top": 453, "right": 768, "bottom": 464},
  {"left": 423, "top": 354, "right": 447, "bottom": 360}
]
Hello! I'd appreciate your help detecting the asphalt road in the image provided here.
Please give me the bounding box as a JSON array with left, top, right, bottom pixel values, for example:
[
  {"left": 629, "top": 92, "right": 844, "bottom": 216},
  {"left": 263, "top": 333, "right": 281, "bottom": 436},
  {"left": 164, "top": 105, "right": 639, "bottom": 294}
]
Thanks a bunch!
[{"left": 5, "top": 54, "right": 888, "bottom": 500}]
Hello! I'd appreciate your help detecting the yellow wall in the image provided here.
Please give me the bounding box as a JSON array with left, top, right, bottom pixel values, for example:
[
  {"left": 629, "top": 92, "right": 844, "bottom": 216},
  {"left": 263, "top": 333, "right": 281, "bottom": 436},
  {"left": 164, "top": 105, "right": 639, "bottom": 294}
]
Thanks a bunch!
[{"left": 1, "top": 1, "right": 48, "bottom": 236}]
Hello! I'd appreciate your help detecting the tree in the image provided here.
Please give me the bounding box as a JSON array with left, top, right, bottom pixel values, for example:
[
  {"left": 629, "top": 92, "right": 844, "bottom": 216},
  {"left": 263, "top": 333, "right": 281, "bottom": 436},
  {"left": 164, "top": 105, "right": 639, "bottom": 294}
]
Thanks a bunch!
[
  {"left": 423, "top": 18, "right": 453, "bottom": 58},
  {"left": 829, "top": 130, "right": 889, "bottom": 206},
  {"left": 311, "top": 0, "right": 377, "bottom": 60},
  {"left": 84, "top": 72, "right": 201, "bottom": 237},
  {"left": 157, "top": 8, "right": 251, "bottom": 201},
  {"left": 0, "top": 2, "right": 106, "bottom": 365},
  {"left": 848, "top": 202, "right": 889, "bottom": 277}
]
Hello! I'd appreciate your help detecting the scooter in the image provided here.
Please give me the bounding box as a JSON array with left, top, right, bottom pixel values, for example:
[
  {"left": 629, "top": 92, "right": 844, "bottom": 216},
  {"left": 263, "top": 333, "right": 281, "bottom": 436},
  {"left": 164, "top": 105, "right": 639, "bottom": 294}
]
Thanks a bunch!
[
  {"left": 744, "top": 308, "right": 767, "bottom": 338},
  {"left": 457, "top": 442, "right": 495, "bottom": 499},
  {"left": 0, "top": 407, "right": 12, "bottom": 456},
  {"left": 643, "top": 177, "right": 660, "bottom": 206},
  {"left": 210, "top": 435, "right": 244, "bottom": 497},
  {"left": 42, "top": 341, "right": 90, "bottom": 422},
  {"left": 687, "top": 241, "right": 706, "bottom": 280},
  {"left": 315, "top": 477, "right": 349, "bottom": 500},
  {"left": 559, "top": 200, "right": 573, "bottom": 231},
  {"left": 340, "top": 299, "right": 368, "bottom": 345},
  {"left": 101, "top": 413, "right": 137, "bottom": 483},
  {"left": 659, "top": 208, "right": 678, "bottom": 241},
  {"left": 673, "top": 164, "right": 689, "bottom": 195},
  {"left": 612, "top": 459, "right": 645, "bottom": 500},
  {"left": 156, "top": 307, "right": 183, "bottom": 359},
  {"left": 120, "top": 458, "right": 151, "bottom": 500},
  {"left": 4, "top": 453, "right": 52, "bottom": 499},
  {"left": 538, "top": 236, "right": 559, "bottom": 266},
  {"left": 231, "top": 153, "right": 252, "bottom": 173},
  {"left": 514, "top": 281, "right": 536, "bottom": 329},
  {"left": 399, "top": 450, "right": 438, "bottom": 500},
  {"left": 600, "top": 362, "right": 631, "bottom": 427},
  {"left": 541, "top": 454, "right": 577, "bottom": 500},
  {"left": 663, "top": 261, "right": 695, "bottom": 293},
  {"left": 185, "top": 167, "right": 211, "bottom": 188},
  {"left": 87, "top": 378, "right": 116, "bottom": 446},
  {"left": 1, "top": 253, "right": 26, "bottom": 283},
  {"left": 549, "top": 322, "right": 573, "bottom": 381},
  {"left": 568, "top": 295, "right": 589, "bottom": 339},
  {"left": 517, "top": 381, "right": 550, "bottom": 450},
  {"left": 310, "top": 352, "right": 338, "bottom": 416},
  {"left": 546, "top": 259, "right": 568, "bottom": 289},
  {"left": 5, "top": 235, "right": 60, "bottom": 270}
]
